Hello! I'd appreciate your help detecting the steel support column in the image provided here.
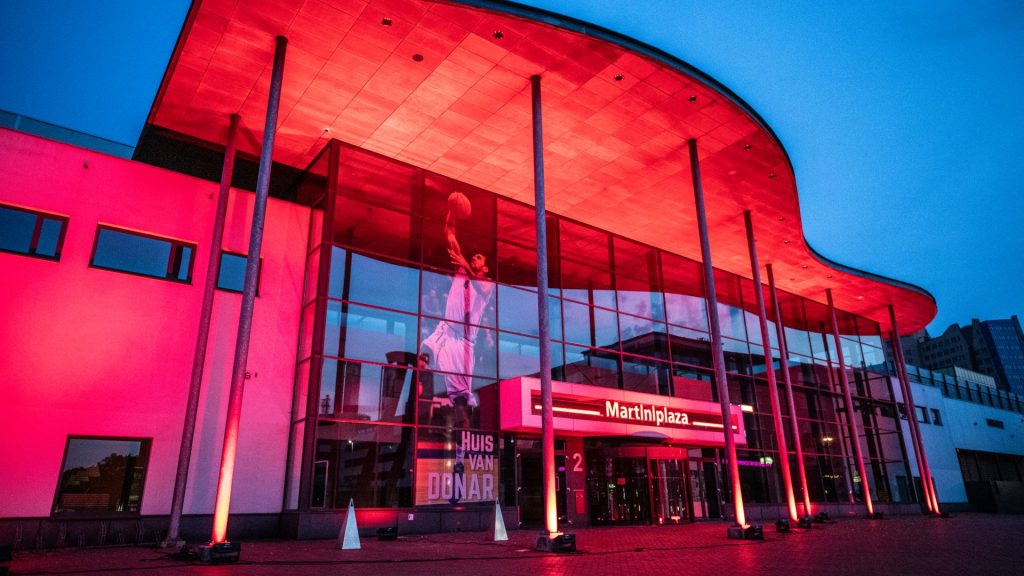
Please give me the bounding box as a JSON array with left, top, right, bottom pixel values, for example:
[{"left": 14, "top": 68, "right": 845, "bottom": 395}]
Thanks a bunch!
[
  {"left": 165, "top": 113, "right": 241, "bottom": 546},
  {"left": 826, "top": 289, "right": 874, "bottom": 515},
  {"left": 743, "top": 212, "right": 798, "bottom": 521},
  {"left": 767, "top": 264, "right": 813, "bottom": 517},
  {"left": 210, "top": 36, "right": 287, "bottom": 545},
  {"left": 687, "top": 138, "right": 745, "bottom": 527},
  {"left": 889, "top": 305, "right": 940, "bottom": 513},
  {"left": 530, "top": 75, "right": 558, "bottom": 536}
]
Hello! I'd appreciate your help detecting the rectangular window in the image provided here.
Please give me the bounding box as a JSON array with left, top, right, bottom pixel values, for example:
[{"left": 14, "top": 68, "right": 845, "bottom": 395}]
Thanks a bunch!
[
  {"left": 986, "top": 418, "right": 1005, "bottom": 429},
  {"left": 53, "top": 436, "right": 150, "bottom": 515},
  {"left": 915, "top": 406, "right": 930, "bottom": 424},
  {"left": 216, "top": 251, "right": 261, "bottom": 294},
  {"left": 0, "top": 203, "right": 68, "bottom": 260},
  {"left": 930, "top": 408, "right": 942, "bottom": 426},
  {"left": 91, "top": 226, "right": 195, "bottom": 283}
]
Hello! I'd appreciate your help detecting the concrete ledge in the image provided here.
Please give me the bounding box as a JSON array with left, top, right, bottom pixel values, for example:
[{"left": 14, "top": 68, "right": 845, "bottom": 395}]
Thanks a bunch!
[{"left": 0, "top": 514, "right": 279, "bottom": 550}]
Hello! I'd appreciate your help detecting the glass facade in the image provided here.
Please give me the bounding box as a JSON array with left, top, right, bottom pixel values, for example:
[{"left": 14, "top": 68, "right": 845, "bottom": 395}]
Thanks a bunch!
[{"left": 285, "top": 141, "right": 914, "bottom": 519}]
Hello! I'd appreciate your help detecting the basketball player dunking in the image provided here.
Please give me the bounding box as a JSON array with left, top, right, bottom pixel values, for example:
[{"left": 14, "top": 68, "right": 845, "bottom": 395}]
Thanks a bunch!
[{"left": 419, "top": 193, "right": 494, "bottom": 503}]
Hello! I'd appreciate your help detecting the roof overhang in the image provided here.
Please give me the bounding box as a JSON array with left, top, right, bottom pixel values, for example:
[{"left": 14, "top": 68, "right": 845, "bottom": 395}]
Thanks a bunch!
[{"left": 147, "top": 0, "right": 936, "bottom": 334}]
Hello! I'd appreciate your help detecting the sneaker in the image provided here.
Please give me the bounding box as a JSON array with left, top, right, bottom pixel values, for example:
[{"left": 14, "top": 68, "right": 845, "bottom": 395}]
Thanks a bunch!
[{"left": 448, "top": 462, "right": 465, "bottom": 505}]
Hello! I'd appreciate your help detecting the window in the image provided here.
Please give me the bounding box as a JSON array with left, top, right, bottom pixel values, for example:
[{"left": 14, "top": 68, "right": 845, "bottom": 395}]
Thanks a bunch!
[
  {"left": 53, "top": 436, "right": 150, "bottom": 515},
  {"left": 0, "top": 203, "right": 68, "bottom": 260},
  {"left": 216, "top": 251, "right": 261, "bottom": 294},
  {"left": 91, "top": 226, "right": 195, "bottom": 282},
  {"left": 915, "top": 405, "right": 930, "bottom": 424},
  {"left": 930, "top": 408, "right": 942, "bottom": 426},
  {"left": 986, "top": 418, "right": 1005, "bottom": 429}
]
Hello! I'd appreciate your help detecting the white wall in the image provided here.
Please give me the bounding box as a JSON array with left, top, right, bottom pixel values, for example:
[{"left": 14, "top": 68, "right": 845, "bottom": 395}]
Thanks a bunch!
[{"left": 893, "top": 376, "right": 1024, "bottom": 504}]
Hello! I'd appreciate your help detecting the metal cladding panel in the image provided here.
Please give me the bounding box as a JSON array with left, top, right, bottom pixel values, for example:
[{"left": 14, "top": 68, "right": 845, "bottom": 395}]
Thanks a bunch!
[{"left": 148, "top": 0, "right": 936, "bottom": 333}]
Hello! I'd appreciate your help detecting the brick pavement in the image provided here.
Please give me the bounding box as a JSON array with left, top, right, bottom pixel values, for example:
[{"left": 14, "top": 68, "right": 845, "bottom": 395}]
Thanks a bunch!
[{"left": 8, "top": 514, "right": 1023, "bottom": 576}]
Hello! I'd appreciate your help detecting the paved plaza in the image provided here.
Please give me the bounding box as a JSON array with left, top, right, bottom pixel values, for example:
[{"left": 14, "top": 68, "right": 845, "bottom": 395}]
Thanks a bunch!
[{"left": 7, "top": 514, "right": 1022, "bottom": 575}]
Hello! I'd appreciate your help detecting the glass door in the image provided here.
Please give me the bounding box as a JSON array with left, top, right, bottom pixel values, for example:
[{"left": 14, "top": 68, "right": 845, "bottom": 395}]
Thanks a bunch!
[
  {"left": 517, "top": 444, "right": 567, "bottom": 526},
  {"left": 650, "top": 458, "right": 690, "bottom": 524},
  {"left": 586, "top": 446, "right": 651, "bottom": 525}
]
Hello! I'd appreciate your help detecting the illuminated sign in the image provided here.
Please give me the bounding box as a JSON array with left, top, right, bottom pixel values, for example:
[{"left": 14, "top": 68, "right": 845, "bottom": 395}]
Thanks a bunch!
[
  {"left": 527, "top": 392, "right": 736, "bottom": 432},
  {"left": 500, "top": 377, "right": 746, "bottom": 446}
]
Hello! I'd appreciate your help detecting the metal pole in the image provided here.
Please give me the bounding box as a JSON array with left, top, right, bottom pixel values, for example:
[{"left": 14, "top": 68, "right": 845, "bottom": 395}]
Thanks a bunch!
[
  {"left": 743, "top": 212, "right": 798, "bottom": 521},
  {"left": 210, "top": 36, "right": 287, "bottom": 545},
  {"left": 826, "top": 289, "right": 874, "bottom": 515},
  {"left": 687, "top": 138, "right": 746, "bottom": 527},
  {"left": 164, "top": 113, "right": 241, "bottom": 546},
  {"left": 890, "top": 326, "right": 927, "bottom": 511},
  {"left": 888, "top": 327, "right": 931, "bottom": 513},
  {"left": 531, "top": 75, "right": 558, "bottom": 537},
  {"left": 888, "top": 305, "right": 940, "bottom": 513},
  {"left": 882, "top": 347, "right": 921, "bottom": 509},
  {"left": 766, "top": 264, "right": 813, "bottom": 517}
]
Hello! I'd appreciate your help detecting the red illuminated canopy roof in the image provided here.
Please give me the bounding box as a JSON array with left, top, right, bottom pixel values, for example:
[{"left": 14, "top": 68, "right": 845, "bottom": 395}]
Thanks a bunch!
[{"left": 148, "top": 0, "right": 935, "bottom": 334}]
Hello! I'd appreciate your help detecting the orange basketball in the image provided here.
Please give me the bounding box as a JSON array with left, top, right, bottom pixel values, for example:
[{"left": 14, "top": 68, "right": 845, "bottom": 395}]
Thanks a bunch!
[{"left": 447, "top": 191, "right": 472, "bottom": 219}]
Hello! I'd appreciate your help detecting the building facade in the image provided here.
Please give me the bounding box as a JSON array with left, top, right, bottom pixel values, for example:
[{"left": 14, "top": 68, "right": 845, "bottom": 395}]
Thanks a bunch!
[
  {"left": 894, "top": 365, "right": 1024, "bottom": 512},
  {"left": 1, "top": 0, "right": 943, "bottom": 548},
  {"left": 903, "top": 317, "right": 1024, "bottom": 395}
]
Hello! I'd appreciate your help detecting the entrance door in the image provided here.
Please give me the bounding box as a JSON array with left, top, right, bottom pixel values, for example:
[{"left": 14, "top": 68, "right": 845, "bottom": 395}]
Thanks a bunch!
[
  {"left": 585, "top": 445, "right": 707, "bottom": 526},
  {"left": 650, "top": 458, "right": 690, "bottom": 524},
  {"left": 689, "top": 459, "right": 707, "bottom": 519},
  {"left": 518, "top": 451, "right": 567, "bottom": 525},
  {"left": 586, "top": 447, "right": 651, "bottom": 524}
]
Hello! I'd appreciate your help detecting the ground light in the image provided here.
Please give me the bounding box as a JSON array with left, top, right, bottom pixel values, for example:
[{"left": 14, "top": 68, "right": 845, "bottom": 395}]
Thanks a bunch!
[
  {"left": 196, "top": 542, "right": 241, "bottom": 563},
  {"left": 536, "top": 531, "right": 577, "bottom": 553},
  {"left": 727, "top": 524, "right": 764, "bottom": 540}
]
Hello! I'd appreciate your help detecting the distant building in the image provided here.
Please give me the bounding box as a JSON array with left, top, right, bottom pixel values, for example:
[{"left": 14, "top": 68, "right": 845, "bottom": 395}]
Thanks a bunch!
[
  {"left": 936, "top": 366, "right": 997, "bottom": 389},
  {"left": 901, "top": 317, "right": 1024, "bottom": 395}
]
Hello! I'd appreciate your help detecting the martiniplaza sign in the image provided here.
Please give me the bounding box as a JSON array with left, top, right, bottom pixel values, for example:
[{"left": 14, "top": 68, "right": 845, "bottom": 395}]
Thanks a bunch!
[
  {"left": 603, "top": 400, "right": 692, "bottom": 427},
  {"left": 499, "top": 377, "right": 745, "bottom": 446}
]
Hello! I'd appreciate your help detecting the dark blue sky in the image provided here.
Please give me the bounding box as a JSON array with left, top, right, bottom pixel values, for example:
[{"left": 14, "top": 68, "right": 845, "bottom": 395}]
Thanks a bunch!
[{"left": 1, "top": 0, "right": 1021, "bottom": 334}]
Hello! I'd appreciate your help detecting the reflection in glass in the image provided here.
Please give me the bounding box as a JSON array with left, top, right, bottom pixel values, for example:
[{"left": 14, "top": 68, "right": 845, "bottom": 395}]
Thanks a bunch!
[
  {"left": 54, "top": 438, "right": 148, "bottom": 514},
  {"left": 618, "top": 318, "right": 669, "bottom": 360},
  {"left": 665, "top": 292, "right": 708, "bottom": 332},
  {"left": 622, "top": 355, "right": 670, "bottom": 395},
  {"left": 334, "top": 196, "right": 415, "bottom": 262},
  {"left": 300, "top": 141, "right": 915, "bottom": 515},
  {"left": 323, "top": 302, "right": 418, "bottom": 362},
  {"left": 419, "top": 317, "right": 497, "bottom": 380},
  {"left": 313, "top": 422, "right": 413, "bottom": 508},
  {"left": 319, "top": 359, "right": 416, "bottom": 424},
  {"left": 559, "top": 344, "right": 620, "bottom": 389},
  {"left": 563, "top": 299, "right": 619, "bottom": 348},
  {"left": 421, "top": 270, "right": 496, "bottom": 327},
  {"left": 617, "top": 289, "right": 665, "bottom": 322},
  {"left": 499, "top": 332, "right": 539, "bottom": 379},
  {"left": 347, "top": 253, "right": 419, "bottom": 312},
  {"left": 91, "top": 227, "right": 192, "bottom": 282},
  {"left": 497, "top": 285, "right": 563, "bottom": 341},
  {"left": 716, "top": 302, "right": 748, "bottom": 341}
]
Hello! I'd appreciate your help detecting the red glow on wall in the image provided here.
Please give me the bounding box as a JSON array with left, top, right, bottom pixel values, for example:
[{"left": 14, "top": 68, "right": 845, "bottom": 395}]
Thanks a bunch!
[
  {"left": 148, "top": 0, "right": 936, "bottom": 335},
  {"left": 0, "top": 129, "right": 309, "bottom": 519}
]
